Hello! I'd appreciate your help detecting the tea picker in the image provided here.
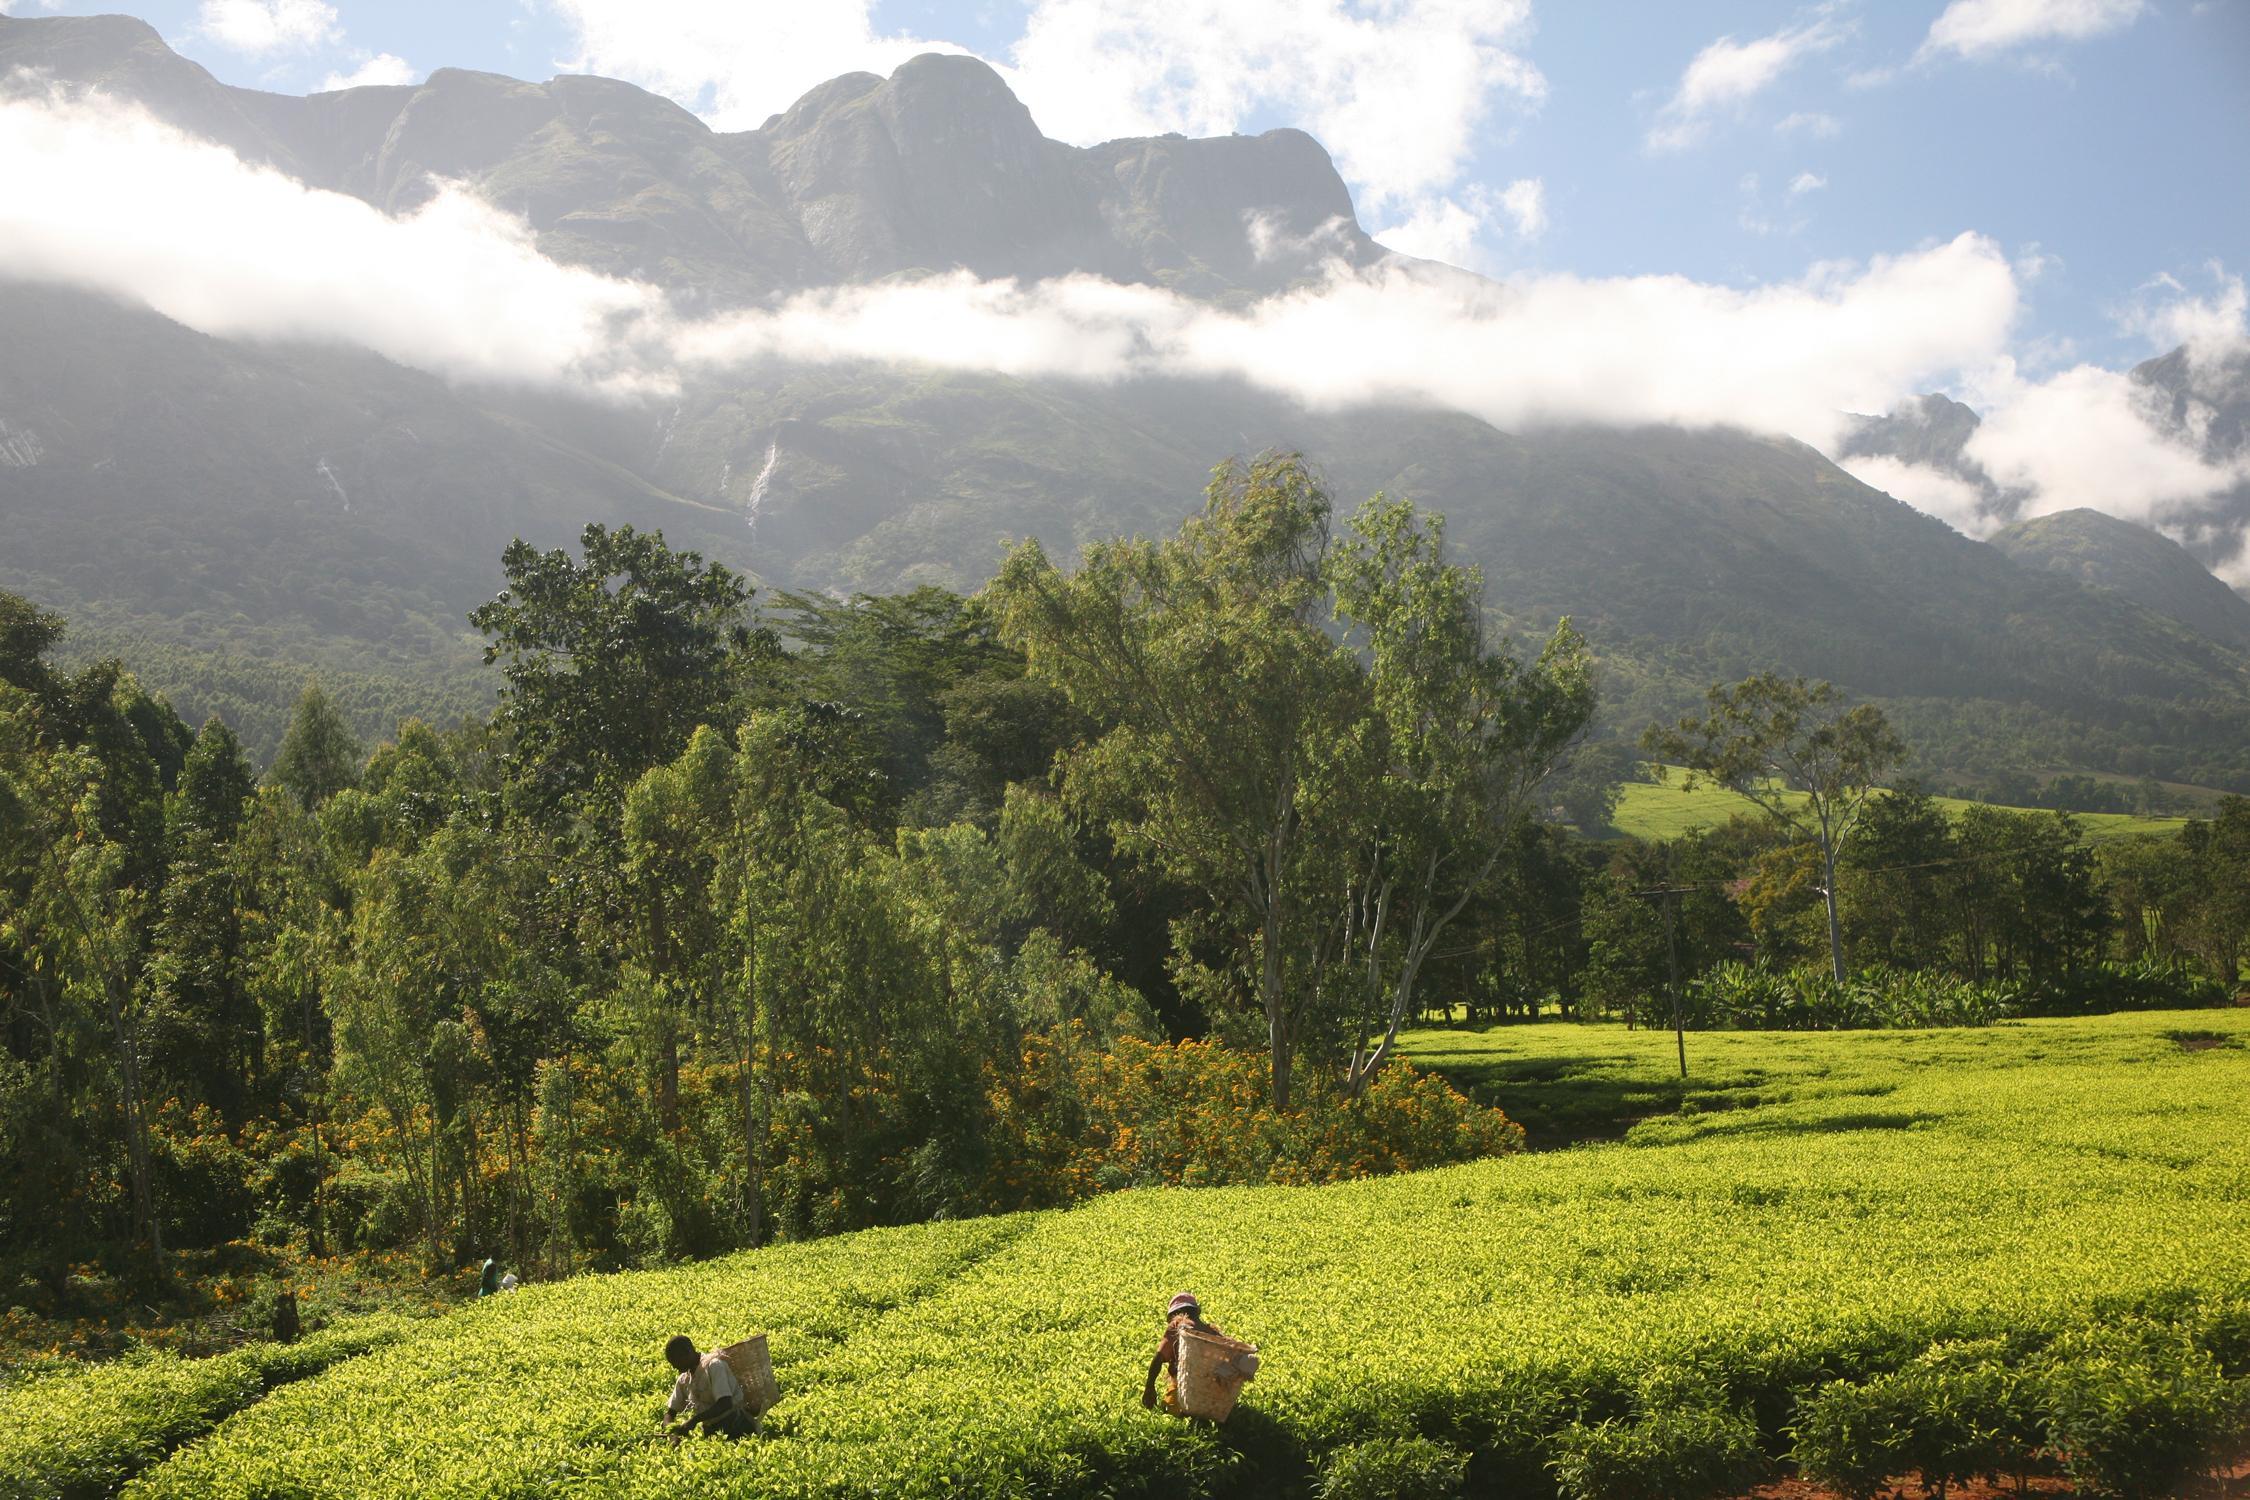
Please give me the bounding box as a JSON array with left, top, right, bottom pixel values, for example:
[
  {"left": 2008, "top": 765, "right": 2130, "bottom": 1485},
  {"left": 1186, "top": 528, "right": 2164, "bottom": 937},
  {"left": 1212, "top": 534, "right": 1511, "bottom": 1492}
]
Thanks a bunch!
[
  {"left": 1142, "top": 1293, "right": 1259, "bottom": 1422},
  {"left": 661, "top": 1333, "right": 779, "bottom": 1443}
]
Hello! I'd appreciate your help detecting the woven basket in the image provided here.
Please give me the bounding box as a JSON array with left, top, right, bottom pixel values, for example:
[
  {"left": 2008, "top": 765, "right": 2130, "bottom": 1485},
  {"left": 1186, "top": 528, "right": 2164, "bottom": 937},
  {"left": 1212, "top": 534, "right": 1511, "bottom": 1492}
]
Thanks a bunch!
[
  {"left": 718, "top": 1335, "right": 779, "bottom": 1417},
  {"left": 1174, "top": 1326, "right": 1257, "bottom": 1422}
]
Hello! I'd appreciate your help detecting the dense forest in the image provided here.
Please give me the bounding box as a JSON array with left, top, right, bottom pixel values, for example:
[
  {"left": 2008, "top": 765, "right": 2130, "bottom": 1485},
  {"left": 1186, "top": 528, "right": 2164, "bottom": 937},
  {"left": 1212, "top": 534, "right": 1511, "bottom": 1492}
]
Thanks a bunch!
[{"left": 3, "top": 456, "right": 2246, "bottom": 1353}]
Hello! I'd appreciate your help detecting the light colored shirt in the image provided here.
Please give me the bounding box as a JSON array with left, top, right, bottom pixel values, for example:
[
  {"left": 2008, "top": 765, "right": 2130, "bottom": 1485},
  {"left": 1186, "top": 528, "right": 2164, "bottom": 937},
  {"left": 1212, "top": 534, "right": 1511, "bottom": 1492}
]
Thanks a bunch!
[{"left": 666, "top": 1351, "right": 744, "bottom": 1418}]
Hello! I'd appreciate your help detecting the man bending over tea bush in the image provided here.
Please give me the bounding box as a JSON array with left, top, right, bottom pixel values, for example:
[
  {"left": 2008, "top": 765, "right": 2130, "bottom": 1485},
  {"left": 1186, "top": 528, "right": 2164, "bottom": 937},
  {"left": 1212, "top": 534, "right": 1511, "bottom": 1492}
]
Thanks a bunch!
[{"left": 663, "top": 1335, "right": 752, "bottom": 1441}]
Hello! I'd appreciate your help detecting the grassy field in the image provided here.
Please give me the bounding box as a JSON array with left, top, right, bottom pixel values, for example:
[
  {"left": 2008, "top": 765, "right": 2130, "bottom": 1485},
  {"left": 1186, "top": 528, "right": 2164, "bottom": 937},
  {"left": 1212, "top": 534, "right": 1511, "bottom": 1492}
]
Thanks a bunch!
[
  {"left": 19, "top": 1013, "right": 2250, "bottom": 1499},
  {"left": 1608, "top": 774, "right": 2190, "bottom": 844}
]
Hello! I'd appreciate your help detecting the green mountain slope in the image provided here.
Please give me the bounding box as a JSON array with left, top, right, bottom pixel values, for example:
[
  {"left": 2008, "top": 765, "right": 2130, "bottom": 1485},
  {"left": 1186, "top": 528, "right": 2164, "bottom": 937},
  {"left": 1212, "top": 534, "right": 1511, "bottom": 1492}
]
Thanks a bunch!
[
  {"left": 0, "top": 282, "right": 753, "bottom": 754},
  {"left": 1993, "top": 507, "right": 2250, "bottom": 653}
]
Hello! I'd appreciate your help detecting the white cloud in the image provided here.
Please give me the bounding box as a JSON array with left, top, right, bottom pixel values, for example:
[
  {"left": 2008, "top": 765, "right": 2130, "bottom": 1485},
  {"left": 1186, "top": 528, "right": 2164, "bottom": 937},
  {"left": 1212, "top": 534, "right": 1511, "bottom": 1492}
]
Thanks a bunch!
[
  {"left": 1775, "top": 110, "right": 1842, "bottom": 137},
  {"left": 1737, "top": 173, "right": 1814, "bottom": 237},
  {"left": 1370, "top": 177, "right": 1542, "bottom": 271},
  {"left": 320, "top": 53, "right": 417, "bottom": 91},
  {"left": 1917, "top": 0, "right": 2147, "bottom": 62},
  {"left": 548, "top": 0, "right": 1542, "bottom": 215},
  {"left": 196, "top": 0, "right": 340, "bottom": 56},
  {"left": 0, "top": 90, "right": 669, "bottom": 394},
  {"left": 1007, "top": 0, "right": 1541, "bottom": 211},
  {"left": 1948, "top": 267, "right": 2250, "bottom": 579},
  {"left": 679, "top": 235, "right": 2021, "bottom": 453},
  {"left": 547, "top": 0, "right": 960, "bottom": 127},
  {"left": 1790, "top": 171, "right": 1827, "bottom": 195},
  {"left": 1372, "top": 196, "right": 1490, "bottom": 269},
  {"left": 1839, "top": 454, "right": 1999, "bottom": 534},
  {"left": 1963, "top": 360, "right": 2249, "bottom": 558},
  {"left": 2119, "top": 265, "right": 2247, "bottom": 371},
  {"left": 1499, "top": 177, "right": 1547, "bottom": 240},
  {"left": 1648, "top": 6, "right": 1852, "bottom": 152},
  {"left": 0, "top": 91, "right": 2030, "bottom": 452}
]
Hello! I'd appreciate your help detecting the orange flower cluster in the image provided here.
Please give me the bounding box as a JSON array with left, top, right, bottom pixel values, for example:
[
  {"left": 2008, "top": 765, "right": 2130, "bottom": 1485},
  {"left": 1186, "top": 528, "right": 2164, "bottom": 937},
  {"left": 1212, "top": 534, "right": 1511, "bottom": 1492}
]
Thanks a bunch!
[{"left": 976, "top": 1026, "right": 1524, "bottom": 1210}]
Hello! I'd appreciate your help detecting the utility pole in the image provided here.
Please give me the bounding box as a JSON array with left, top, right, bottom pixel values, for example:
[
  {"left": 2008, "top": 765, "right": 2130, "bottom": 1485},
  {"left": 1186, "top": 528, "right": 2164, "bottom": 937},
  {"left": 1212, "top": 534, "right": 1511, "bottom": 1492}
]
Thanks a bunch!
[{"left": 1633, "top": 885, "right": 1695, "bottom": 1078}]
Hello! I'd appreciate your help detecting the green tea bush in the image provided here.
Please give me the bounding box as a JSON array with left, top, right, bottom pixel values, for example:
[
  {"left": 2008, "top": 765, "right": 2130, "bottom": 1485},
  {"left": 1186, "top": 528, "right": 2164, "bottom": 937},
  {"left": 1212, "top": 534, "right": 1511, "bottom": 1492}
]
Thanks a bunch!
[
  {"left": 0, "top": 1315, "right": 410, "bottom": 1500},
  {"left": 1793, "top": 1346, "right": 2033, "bottom": 1499},
  {"left": 1317, "top": 1435, "right": 1471, "bottom": 1500},
  {"left": 1548, "top": 1402, "right": 1765, "bottom": 1500},
  {"left": 63, "top": 1014, "right": 2250, "bottom": 1500},
  {"left": 2033, "top": 1325, "right": 2249, "bottom": 1499}
]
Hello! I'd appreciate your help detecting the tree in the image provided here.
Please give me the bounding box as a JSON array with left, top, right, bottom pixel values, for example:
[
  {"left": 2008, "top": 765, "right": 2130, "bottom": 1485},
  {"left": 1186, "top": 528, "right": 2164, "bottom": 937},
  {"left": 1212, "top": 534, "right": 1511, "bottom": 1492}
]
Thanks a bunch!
[
  {"left": 1644, "top": 676, "right": 1904, "bottom": 982},
  {"left": 1840, "top": 781, "right": 1955, "bottom": 971},
  {"left": 990, "top": 454, "right": 1362, "bottom": 1110},
  {"left": 470, "top": 524, "right": 757, "bottom": 818},
  {"left": 2171, "top": 798, "right": 2249, "bottom": 985},
  {"left": 269, "top": 681, "right": 362, "bottom": 809},
  {"left": 0, "top": 702, "right": 165, "bottom": 1268},
  {"left": 1322, "top": 494, "right": 1595, "bottom": 1095},
  {"left": 147, "top": 718, "right": 262, "bottom": 1120}
]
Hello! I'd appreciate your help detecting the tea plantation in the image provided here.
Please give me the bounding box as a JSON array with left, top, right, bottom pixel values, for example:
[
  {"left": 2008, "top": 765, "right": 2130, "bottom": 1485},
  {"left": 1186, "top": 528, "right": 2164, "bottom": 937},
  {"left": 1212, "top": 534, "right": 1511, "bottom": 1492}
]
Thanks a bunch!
[
  {"left": 17, "top": 1013, "right": 2250, "bottom": 1499},
  {"left": 1607, "top": 773, "right": 2189, "bottom": 844}
]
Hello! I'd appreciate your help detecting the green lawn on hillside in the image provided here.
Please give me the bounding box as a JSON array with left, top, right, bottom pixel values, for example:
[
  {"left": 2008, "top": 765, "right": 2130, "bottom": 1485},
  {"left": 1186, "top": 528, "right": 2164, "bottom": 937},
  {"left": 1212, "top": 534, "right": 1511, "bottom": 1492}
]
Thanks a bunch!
[
  {"left": 1608, "top": 773, "right": 2188, "bottom": 844},
  {"left": 26, "top": 1012, "right": 2247, "bottom": 1500}
]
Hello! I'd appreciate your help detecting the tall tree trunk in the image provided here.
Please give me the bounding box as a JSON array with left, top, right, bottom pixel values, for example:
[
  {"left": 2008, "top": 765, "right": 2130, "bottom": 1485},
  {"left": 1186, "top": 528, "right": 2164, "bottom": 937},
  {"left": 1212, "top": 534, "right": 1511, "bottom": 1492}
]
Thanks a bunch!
[
  {"left": 1262, "top": 882, "right": 1291, "bottom": 1113},
  {"left": 739, "top": 1031, "right": 762, "bottom": 1248},
  {"left": 461, "top": 1100, "right": 481, "bottom": 1257},
  {"left": 657, "top": 1031, "right": 681, "bottom": 1134},
  {"left": 105, "top": 979, "right": 163, "bottom": 1267},
  {"left": 1822, "top": 841, "right": 1847, "bottom": 983},
  {"left": 425, "top": 1114, "right": 445, "bottom": 1273}
]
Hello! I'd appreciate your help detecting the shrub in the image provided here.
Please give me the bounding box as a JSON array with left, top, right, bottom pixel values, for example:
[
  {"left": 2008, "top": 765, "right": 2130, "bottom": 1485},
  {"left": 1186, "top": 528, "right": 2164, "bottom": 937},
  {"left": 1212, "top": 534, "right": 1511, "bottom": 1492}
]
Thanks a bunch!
[
  {"left": 1793, "top": 1347, "right": 2034, "bottom": 1499},
  {"left": 979, "top": 1027, "right": 1525, "bottom": 1208},
  {"left": 0, "top": 1316, "right": 410, "bottom": 1500},
  {"left": 1685, "top": 962, "right": 2022, "bottom": 1031},
  {"left": 2194, "top": 1298, "right": 2250, "bottom": 1378},
  {"left": 2020, "top": 960, "right": 2231, "bottom": 1017},
  {"left": 1549, "top": 1401, "right": 1766, "bottom": 1500},
  {"left": 2034, "top": 1326, "right": 2248, "bottom": 1499},
  {"left": 150, "top": 1105, "right": 257, "bottom": 1251},
  {"left": 1318, "top": 1436, "right": 1472, "bottom": 1500}
]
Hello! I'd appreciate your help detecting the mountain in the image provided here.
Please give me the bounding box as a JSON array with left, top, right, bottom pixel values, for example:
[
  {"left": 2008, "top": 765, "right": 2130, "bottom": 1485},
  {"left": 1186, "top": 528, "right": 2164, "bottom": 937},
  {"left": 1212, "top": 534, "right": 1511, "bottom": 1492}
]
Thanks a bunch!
[
  {"left": 3, "top": 12, "right": 2248, "bottom": 786},
  {"left": 1838, "top": 392, "right": 1991, "bottom": 482},
  {"left": 1846, "top": 351, "right": 2250, "bottom": 585},
  {"left": 0, "top": 279, "right": 752, "bottom": 754},
  {"left": 1991, "top": 508, "right": 2250, "bottom": 653},
  {"left": 0, "top": 14, "right": 1381, "bottom": 304}
]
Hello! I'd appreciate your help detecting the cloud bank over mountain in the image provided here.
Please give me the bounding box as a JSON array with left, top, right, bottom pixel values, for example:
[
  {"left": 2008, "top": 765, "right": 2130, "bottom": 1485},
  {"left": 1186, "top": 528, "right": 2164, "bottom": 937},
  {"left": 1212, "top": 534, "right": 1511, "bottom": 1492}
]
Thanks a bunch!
[
  {"left": 0, "top": 84, "right": 2007, "bottom": 439},
  {"left": 2, "top": 75, "right": 2243, "bottom": 577}
]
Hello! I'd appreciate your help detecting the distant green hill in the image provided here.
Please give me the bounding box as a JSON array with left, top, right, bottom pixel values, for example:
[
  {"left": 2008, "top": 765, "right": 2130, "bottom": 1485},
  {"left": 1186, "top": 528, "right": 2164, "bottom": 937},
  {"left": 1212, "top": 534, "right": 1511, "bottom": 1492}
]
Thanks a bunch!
[{"left": 1608, "top": 768, "right": 2189, "bottom": 844}]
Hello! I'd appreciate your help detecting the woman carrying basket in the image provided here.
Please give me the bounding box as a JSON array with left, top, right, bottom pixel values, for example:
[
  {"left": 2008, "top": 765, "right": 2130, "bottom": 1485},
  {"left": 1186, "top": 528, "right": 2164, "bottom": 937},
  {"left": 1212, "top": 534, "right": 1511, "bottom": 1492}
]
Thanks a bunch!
[{"left": 1142, "top": 1292, "right": 1257, "bottom": 1416}]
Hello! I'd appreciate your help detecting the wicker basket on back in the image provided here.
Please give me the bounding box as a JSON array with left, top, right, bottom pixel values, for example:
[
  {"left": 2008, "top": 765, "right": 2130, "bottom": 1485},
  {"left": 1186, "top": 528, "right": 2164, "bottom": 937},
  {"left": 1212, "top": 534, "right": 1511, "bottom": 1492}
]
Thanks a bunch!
[
  {"left": 718, "top": 1335, "right": 780, "bottom": 1418},
  {"left": 1173, "top": 1325, "right": 1259, "bottom": 1422}
]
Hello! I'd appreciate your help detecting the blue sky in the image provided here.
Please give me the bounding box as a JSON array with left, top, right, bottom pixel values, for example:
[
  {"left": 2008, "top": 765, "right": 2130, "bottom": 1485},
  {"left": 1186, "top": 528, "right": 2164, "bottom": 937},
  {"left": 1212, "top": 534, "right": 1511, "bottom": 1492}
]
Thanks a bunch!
[{"left": 18, "top": 0, "right": 2243, "bottom": 374}]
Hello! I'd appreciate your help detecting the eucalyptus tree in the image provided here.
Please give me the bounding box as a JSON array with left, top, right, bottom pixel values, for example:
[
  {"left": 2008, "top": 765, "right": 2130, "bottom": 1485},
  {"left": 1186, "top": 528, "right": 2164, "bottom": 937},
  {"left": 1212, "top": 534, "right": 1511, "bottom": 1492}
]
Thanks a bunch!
[
  {"left": 990, "top": 454, "right": 1362, "bottom": 1110},
  {"left": 268, "top": 681, "right": 362, "bottom": 810},
  {"left": 1322, "top": 495, "right": 1594, "bottom": 1096},
  {"left": 1644, "top": 675, "right": 1905, "bottom": 982}
]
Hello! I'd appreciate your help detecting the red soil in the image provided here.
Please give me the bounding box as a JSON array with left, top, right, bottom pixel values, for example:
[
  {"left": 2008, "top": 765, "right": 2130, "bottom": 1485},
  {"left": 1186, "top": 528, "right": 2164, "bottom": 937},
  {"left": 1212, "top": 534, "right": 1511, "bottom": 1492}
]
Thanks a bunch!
[{"left": 1747, "top": 1458, "right": 2250, "bottom": 1499}]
